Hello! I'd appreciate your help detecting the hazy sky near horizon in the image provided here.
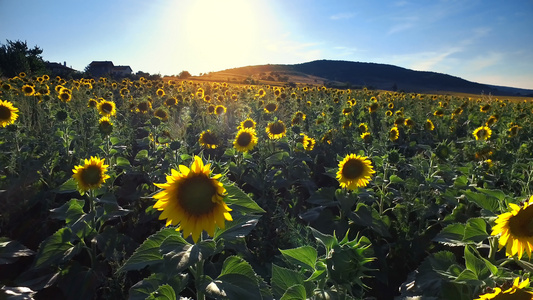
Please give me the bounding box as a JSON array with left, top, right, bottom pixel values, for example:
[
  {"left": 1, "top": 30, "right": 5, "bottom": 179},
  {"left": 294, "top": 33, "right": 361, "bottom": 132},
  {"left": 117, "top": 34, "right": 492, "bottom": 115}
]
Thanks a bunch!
[{"left": 1, "top": 0, "right": 532, "bottom": 89}]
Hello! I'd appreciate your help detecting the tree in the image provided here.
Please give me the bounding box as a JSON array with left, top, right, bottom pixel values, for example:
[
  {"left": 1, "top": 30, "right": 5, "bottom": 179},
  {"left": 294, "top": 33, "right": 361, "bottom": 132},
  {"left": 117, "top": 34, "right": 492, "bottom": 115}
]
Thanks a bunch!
[
  {"left": 178, "top": 70, "right": 192, "bottom": 79},
  {"left": 0, "top": 40, "right": 46, "bottom": 77}
]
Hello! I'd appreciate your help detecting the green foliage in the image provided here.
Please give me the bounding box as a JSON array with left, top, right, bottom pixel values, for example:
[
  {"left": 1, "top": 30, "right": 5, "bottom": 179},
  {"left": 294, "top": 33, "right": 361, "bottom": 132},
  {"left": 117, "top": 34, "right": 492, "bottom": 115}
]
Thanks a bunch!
[{"left": 0, "top": 40, "right": 46, "bottom": 77}]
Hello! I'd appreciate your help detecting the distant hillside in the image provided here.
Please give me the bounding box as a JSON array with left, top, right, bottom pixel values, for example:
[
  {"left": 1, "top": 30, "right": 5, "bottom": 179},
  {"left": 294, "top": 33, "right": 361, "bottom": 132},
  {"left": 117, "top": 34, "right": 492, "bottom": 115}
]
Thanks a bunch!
[{"left": 194, "top": 60, "right": 533, "bottom": 97}]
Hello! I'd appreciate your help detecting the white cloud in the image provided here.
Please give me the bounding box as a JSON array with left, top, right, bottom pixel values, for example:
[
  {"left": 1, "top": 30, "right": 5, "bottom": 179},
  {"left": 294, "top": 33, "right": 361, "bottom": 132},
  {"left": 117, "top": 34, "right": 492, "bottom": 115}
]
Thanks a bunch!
[{"left": 330, "top": 12, "right": 355, "bottom": 20}]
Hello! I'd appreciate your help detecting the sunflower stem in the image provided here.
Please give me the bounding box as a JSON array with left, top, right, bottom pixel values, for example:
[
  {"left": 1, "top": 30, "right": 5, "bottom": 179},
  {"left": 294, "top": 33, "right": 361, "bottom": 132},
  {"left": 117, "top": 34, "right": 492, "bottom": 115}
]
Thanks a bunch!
[
  {"left": 195, "top": 259, "right": 206, "bottom": 300},
  {"left": 488, "top": 236, "right": 498, "bottom": 262}
]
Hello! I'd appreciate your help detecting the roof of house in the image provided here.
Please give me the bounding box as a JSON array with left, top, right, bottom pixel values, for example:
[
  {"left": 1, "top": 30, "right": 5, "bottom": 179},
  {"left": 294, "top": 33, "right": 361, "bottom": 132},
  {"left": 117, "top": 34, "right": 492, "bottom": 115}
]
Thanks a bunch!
[{"left": 89, "top": 61, "right": 115, "bottom": 67}]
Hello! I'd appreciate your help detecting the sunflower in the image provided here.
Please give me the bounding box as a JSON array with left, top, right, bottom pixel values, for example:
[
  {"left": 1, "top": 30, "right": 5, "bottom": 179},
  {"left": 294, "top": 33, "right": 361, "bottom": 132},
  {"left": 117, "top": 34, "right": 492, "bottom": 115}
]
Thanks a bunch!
[
  {"left": 239, "top": 118, "right": 256, "bottom": 130},
  {"left": 72, "top": 157, "right": 110, "bottom": 192},
  {"left": 342, "top": 107, "right": 353, "bottom": 115},
  {"left": 22, "top": 84, "right": 35, "bottom": 96},
  {"left": 404, "top": 118, "right": 415, "bottom": 128},
  {"left": 394, "top": 117, "right": 405, "bottom": 126},
  {"left": 359, "top": 123, "right": 368, "bottom": 133},
  {"left": 215, "top": 105, "right": 226, "bottom": 115},
  {"left": 300, "top": 133, "right": 315, "bottom": 151},
  {"left": 165, "top": 97, "right": 178, "bottom": 107},
  {"left": 87, "top": 98, "right": 98, "bottom": 107},
  {"left": 369, "top": 102, "right": 379, "bottom": 113},
  {"left": 480, "top": 104, "right": 491, "bottom": 113},
  {"left": 336, "top": 154, "right": 375, "bottom": 190},
  {"left": 58, "top": 89, "right": 72, "bottom": 102},
  {"left": 425, "top": 119, "right": 435, "bottom": 131},
  {"left": 156, "top": 88, "right": 165, "bottom": 97},
  {"left": 486, "top": 115, "right": 499, "bottom": 127},
  {"left": 434, "top": 109, "right": 444, "bottom": 117},
  {"left": 342, "top": 119, "right": 352, "bottom": 129},
  {"left": 233, "top": 128, "right": 258, "bottom": 152},
  {"left": 389, "top": 126, "right": 400, "bottom": 141},
  {"left": 473, "top": 126, "right": 492, "bottom": 141},
  {"left": 385, "top": 110, "right": 393, "bottom": 117},
  {"left": 491, "top": 197, "right": 533, "bottom": 259},
  {"left": 153, "top": 156, "right": 232, "bottom": 242},
  {"left": 136, "top": 100, "right": 152, "bottom": 114},
  {"left": 256, "top": 88, "right": 266, "bottom": 98},
  {"left": 264, "top": 103, "right": 278, "bottom": 113},
  {"left": 0, "top": 99, "right": 19, "bottom": 127},
  {"left": 266, "top": 120, "right": 286, "bottom": 139},
  {"left": 154, "top": 107, "right": 169, "bottom": 121},
  {"left": 509, "top": 124, "right": 521, "bottom": 137},
  {"left": 99, "top": 116, "right": 113, "bottom": 135},
  {"left": 199, "top": 130, "right": 219, "bottom": 149},
  {"left": 475, "top": 277, "right": 533, "bottom": 300},
  {"left": 97, "top": 100, "right": 117, "bottom": 117},
  {"left": 361, "top": 132, "right": 371, "bottom": 143},
  {"left": 2, "top": 83, "right": 11, "bottom": 91}
]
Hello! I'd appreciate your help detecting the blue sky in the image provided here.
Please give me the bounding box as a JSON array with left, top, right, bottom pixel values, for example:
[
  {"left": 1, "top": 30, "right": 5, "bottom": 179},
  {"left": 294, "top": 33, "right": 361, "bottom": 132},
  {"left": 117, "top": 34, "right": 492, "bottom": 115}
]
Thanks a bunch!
[{"left": 1, "top": 0, "right": 532, "bottom": 89}]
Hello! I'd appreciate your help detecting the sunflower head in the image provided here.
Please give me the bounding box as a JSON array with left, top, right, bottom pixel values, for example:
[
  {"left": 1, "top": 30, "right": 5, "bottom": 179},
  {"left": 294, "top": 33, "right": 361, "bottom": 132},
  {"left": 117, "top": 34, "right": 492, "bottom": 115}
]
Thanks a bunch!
[
  {"left": 97, "top": 100, "right": 117, "bottom": 117},
  {"left": 336, "top": 154, "right": 376, "bottom": 190},
  {"left": 475, "top": 277, "right": 533, "bottom": 300},
  {"left": 233, "top": 128, "right": 258, "bottom": 152},
  {"left": 0, "top": 100, "right": 19, "bottom": 127},
  {"left": 266, "top": 120, "right": 286, "bottom": 139},
  {"left": 136, "top": 100, "right": 152, "bottom": 113},
  {"left": 215, "top": 105, "right": 226, "bottom": 115},
  {"left": 473, "top": 126, "right": 492, "bottom": 141},
  {"left": 264, "top": 103, "right": 278, "bottom": 113},
  {"left": 22, "top": 84, "right": 35, "bottom": 96},
  {"left": 300, "top": 133, "right": 315, "bottom": 151},
  {"left": 153, "top": 156, "right": 232, "bottom": 242},
  {"left": 99, "top": 116, "right": 113, "bottom": 135},
  {"left": 154, "top": 107, "right": 169, "bottom": 121},
  {"left": 199, "top": 130, "right": 219, "bottom": 149},
  {"left": 72, "top": 157, "right": 110, "bottom": 192},
  {"left": 240, "top": 118, "right": 256, "bottom": 130},
  {"left": 389, "top": 126, "right": 400, "bottom": 141},
  {"left": 360, "top": 132, "right": 371, "bottom": 143},
  {"left": 491, "top": 197, "right": 533, "bottom": 259},
  {"left": 156, "top": 88, "right": 165, "bottom": 97},
  {"left": 425, "top": 119, "right": 435, "bottom": 131}
]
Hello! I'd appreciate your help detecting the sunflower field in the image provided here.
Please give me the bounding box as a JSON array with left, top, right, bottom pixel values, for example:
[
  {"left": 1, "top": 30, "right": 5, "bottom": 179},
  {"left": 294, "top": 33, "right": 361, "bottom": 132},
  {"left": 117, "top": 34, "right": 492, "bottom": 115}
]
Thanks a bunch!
[{"left": 1, "top": 73, "right": 533, "bottom": 299}]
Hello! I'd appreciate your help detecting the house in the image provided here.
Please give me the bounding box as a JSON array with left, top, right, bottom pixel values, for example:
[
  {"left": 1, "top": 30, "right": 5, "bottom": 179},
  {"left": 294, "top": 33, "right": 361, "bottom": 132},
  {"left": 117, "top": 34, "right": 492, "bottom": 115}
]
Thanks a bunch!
[
  {"left": 87, "top": 61, "right": 132, "bottom": 77},
  {"left": 46, "top": 61, "right": 77, "bottom": 76}
]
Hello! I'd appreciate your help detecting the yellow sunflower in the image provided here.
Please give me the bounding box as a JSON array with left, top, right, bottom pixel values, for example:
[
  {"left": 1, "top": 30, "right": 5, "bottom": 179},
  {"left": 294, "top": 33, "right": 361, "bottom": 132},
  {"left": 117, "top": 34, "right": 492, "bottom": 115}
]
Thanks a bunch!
[
  {"left": 156, "top": 88, "right": 165, "bottom": 97},
  {"left": 361, "top": 132, "right": 371, "bottom": 143},
  {"left": 266, "top": 120, "right": 286, "bottom": 139},
  {"left": 97, "top": 100, "right": 117, "bottom": 117},
  {"left": 300, "top": 133, "right": 315, "bottom": 151},
  {"left": 0, "top": 99, "right": 19, "bottom": 127},
  {"left": 264, "top": 103, "right": 278, "bottom": 113},
  {"left": 215, "top": 105, "right": 227, "bottom": 115},
  {"left": 475, "top": 277, "right": 533, "bottom": 300},
  {"left": 491, "top": 197, "right": 533, "bottom": 259},
  {"left": 199, "top": 130, "right": 219, "bottom": 149},
  {"left": 473, "top": 126, "right": 492, "bottom": 141},
  {"left": 22, "top": 84, "right": 35, "bottom": 96},
  {"left": 153, "top": 156, "right": 232, "bottom": 242},
  {"left": 233, "top": 128, "right": 258, "bottom": 152},
  {"left": 99, "top": 116, "right": 113, "bottom": 135},
  {"left": 72, "top": 157, "right": 110, "bottom": 192},
  {"left": 336, "top": 154, "right": 376, "bottom": 190},
  {"left": 136, "top": 100, "right": 152, "bottom": 114},
  {"left": 389, "top": 126, "right": 400, "bottom": 141},
  {"left": 425, "top": 119, "right": 435, "bottom": 131}
]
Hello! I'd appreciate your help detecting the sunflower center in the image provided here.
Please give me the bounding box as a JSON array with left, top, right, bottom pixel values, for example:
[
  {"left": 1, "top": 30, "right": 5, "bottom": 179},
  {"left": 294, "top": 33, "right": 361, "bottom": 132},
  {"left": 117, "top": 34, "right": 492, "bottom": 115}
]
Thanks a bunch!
[
  {"left": 243, "top": 120, "right": 254, "bottom": 128},
  {"left": 102, "top": 103, "right": 113, "bottom": 113},
  {"left": 237, "top": 132, "right": 252, "bottom": 147},
  {"left": 178, "top": 175, "right": 217, "bottom": 216},
  {"left": 342, "top": 159, "right": 365, "bottom": 180},
  {"left": 81, "top": 165, "right": 102, "bottom": 186},
  {"left": 508, "top": 205, "right": 533, "bottom": 237},
  {"left": 0, "top": 106, "right": 11, "bottom": 120},
  {"left": 269, "top": 122, "right": 285, "bottom": 134}
]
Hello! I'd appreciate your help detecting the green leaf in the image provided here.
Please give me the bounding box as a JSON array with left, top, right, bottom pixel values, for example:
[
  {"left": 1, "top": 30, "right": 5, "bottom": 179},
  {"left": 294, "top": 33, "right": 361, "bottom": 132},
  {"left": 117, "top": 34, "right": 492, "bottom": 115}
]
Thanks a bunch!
[
  {"left": 55, "top": 178, "right": 78, "bottom": 194},
  {"left": 118, "top": 228, "right": 181, "bottom": 273},
  {"left": 454, "top": 269, "right": 482, "bottom": 285},
  {"left": 265, "top": 151, "right": 289, "bottom": 166},
  {"left": 110, "top": 136, "right": 120, "bottom": 145},
  {"left": 464, "top": 190, "right": 499, "bottom": 212},
  {"left": 116, "top": 156, "right": 131, "bottom": 168},
  {"left": 433, "top": 223, "right": 466, "bottom": 246},
  {"left": 271, "top": 264, "right": 305, "bottom": 300},
  {"left": 0, "top": 237, "right": 35, "bottom": 264},
  {"left": 135, "top": 149, "right": 149, "bottom": 160},
  {"left": 129, "top": 273, "right": 188, "bottom": 300},
  {"left": 160, "top": 238, "right": 214, "bottom": 273},
  {"left": 279, "top": 246, "right": 317, "bottom": 271},
  {"left": 146, "top": 284, "right": 176, "bottom": 300},
  {"left": 205, "top": 256, "right": 261, "bottom": 299},
  {"left": 475, "top": 188, "right": 508, "bottom": 201},
  {"left": 389, "top": 174, "right": 404, "bottom": 183},
  {"left": 214, "top": 215, "right": 259, "bottom": 242},
  {"left": 464, "top": 246, "right": 489, "bottom": 280},
  {"left": 224, "top": 184, "right": 265, "bottom": 214},
  {"left": 463, "top": 218, "right": 488, "bottom": 244},
  {"left": 310, "top": 228, "right": 337, "bottom": 253},
  {"left": 50, "top": 199, "right": 85, "bottom": 224},
  {"left": 280, "top": 284, "right": 306, "bottom": 300},
  {"left": 34, "top": 227, "right": 76, "bottom": 269},
  {"left": 349, "top": 203, "right": 390, "bottom": 237}
]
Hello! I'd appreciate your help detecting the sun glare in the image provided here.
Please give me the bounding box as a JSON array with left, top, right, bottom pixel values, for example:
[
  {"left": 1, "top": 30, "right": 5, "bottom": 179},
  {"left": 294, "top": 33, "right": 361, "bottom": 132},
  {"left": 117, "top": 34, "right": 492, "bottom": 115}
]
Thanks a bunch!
[{"left": 179, "top": 0, "right": 266, "bottom": 73}]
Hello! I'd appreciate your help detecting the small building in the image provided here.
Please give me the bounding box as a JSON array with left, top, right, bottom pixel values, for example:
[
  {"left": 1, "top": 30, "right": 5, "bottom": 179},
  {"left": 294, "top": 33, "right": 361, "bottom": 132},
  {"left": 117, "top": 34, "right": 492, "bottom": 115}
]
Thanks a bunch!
[
  {"left": 46, "top": 61, "right": 76, "bottom": 76},
  {"left": 87, "top": 61, "right": 132, "bottom": 78}
]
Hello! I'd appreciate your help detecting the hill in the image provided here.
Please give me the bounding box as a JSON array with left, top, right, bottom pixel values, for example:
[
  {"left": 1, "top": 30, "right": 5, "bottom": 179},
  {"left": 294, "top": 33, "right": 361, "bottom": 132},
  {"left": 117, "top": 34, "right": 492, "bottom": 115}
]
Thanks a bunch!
[{"left": 187, "top": 60, "right": 533, "bottom": 97}]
